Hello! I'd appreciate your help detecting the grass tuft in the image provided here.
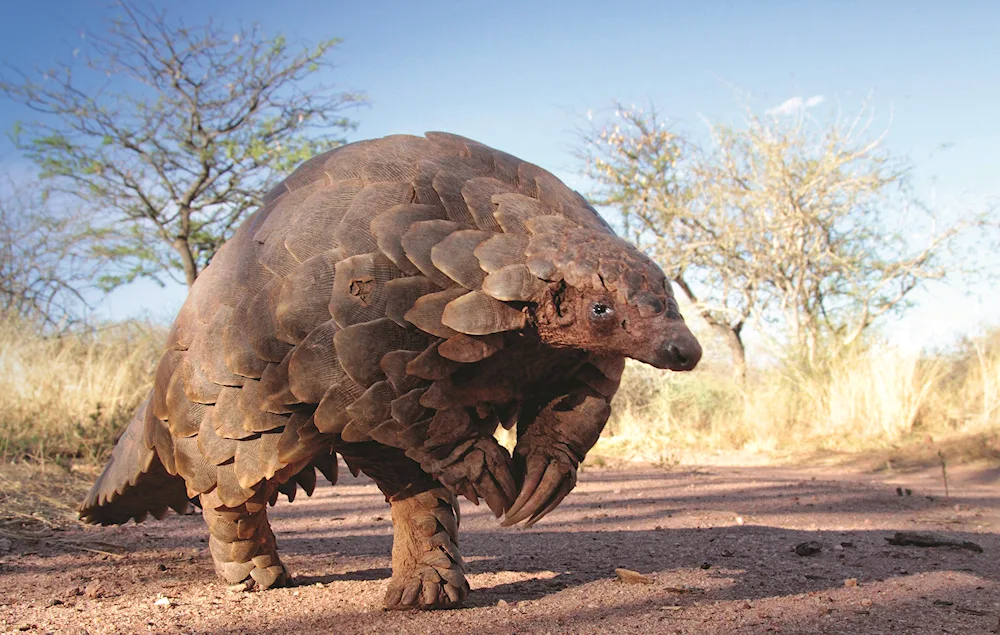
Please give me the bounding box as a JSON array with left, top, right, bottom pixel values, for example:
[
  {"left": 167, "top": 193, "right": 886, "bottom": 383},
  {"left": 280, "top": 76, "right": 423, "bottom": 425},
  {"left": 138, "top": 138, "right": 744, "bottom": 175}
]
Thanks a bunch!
[{"left": 0, "top": 315, "right": 164, "bottom": 465}]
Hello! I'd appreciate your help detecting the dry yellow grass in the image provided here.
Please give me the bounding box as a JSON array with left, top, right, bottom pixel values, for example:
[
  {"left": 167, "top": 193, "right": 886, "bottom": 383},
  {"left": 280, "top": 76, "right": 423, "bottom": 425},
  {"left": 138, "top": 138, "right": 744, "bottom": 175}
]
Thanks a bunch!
[
  {"left": 0, "top": 309, "right": 995, "bottom": 484},
  {"left": 595, "top": 330, "right": 1000, "bottom": 464},
  {"left": 0, "top": 316, "right": 164, "bottom": 464}
]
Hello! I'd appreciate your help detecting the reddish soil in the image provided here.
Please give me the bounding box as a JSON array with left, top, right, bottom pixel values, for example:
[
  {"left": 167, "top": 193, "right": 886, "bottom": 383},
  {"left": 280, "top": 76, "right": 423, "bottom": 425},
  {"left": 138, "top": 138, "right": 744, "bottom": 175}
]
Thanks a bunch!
[{"left": 1, "top": 464, "right": 998, "bottom": 634}]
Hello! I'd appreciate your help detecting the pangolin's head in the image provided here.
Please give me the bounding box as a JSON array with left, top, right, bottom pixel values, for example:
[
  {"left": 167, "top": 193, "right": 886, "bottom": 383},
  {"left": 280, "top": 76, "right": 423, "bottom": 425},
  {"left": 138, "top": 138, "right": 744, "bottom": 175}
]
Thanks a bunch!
[{"left": 522, "top": 228, "right": 702, "bottom": 371}]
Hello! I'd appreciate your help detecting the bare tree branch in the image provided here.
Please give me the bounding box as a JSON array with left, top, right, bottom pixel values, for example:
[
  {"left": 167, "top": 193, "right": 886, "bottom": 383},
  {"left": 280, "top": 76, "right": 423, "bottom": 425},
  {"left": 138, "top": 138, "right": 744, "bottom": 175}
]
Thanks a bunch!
[
  {"left": 580, "top": 99, "right": 987, "bottom": 373},
  {"left": 1, "top": 0, "right": 366, "bottom": 288},
  {"left": 0, "top": 177, "right": 108, "bottom": 328}
]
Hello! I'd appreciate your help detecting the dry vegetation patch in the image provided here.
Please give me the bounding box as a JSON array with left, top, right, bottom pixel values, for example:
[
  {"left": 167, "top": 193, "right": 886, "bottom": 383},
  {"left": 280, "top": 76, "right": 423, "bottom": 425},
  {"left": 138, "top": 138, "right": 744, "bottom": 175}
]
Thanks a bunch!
[
  {"left": 0, "top": 316, "right": 163, "bottom": 464},
  {"left": 596, "top": 330, "right": 1000, "bottom": 463},
  {"left": 1, "top": 314, "right": 997, "bottom": 527}
]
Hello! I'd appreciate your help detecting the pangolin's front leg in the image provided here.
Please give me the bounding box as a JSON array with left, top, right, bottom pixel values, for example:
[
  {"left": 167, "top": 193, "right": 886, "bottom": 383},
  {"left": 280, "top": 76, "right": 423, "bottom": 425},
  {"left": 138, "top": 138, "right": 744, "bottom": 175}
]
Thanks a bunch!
[
  {"left": 503, "top": 387, "right": 612, "bottom": 527},
  {"left": 339, "top": 443, "right": 469, "bottom": 610},
  {"left": 383, "top": 487, "right": 468, "bottom": 610},
  {"left": 200, "top": 488, "right": 290, "bottom": 590}
]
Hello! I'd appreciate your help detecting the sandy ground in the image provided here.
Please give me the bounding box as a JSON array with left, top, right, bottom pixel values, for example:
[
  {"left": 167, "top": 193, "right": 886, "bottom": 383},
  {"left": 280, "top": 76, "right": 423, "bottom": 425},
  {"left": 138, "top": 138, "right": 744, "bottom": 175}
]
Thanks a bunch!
[{"left": 1, "top": 463, "right": 998, "bottom": 635}]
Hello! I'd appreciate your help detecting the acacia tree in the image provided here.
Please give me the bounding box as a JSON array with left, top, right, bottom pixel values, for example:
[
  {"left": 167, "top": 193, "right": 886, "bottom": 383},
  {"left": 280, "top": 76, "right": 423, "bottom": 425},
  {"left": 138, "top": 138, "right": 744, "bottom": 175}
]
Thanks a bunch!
[
  {"left": 1, "top": 1, "right": 365, "bottom": 288},
  {"left": 582, "top": 101, "right": 976, "bottom": 377}
]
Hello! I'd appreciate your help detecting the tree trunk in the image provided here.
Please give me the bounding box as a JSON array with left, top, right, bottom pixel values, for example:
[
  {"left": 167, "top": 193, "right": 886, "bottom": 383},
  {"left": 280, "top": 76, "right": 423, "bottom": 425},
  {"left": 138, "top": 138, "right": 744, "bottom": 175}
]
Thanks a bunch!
[
  {"left": 713, "top": 323, "right": 747, "bottom": 385},
  {"left": 671, "top": 275, "right": 748, "bottom": 384},
  {"left": 173, "top": 238, "right": 199, "bottom": 287}
]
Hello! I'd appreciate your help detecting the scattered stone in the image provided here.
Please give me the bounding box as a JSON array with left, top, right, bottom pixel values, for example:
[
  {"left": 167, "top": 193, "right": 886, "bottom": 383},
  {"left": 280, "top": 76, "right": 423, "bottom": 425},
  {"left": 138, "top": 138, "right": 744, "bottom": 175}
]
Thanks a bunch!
[
  {"left": 885, "top": 532, "right": 983, "bottom": 553},
  {"left": 615, "top": 568, "right": 654, "bottom": 584},
  {"left": 700, "top": 562, "right": 712, "bottom": 570},
  {"left": 844, "top": 578, "right": 858, "bottom": 588},
  {"left": 659, "top": 605, "right": 684, "bottom": 611},
  {"left": 497, "top": 599, "right": 508, "bottom": 608},
  {"left": 156, "top": 563, "right": 167, "bottom": 572},
  {"left": 860, "top": 599, "right": 873, "bottom": 607},
  {"left": 794, "top": 541, "right": 822, "bottom": 556},
  {"left": 154, "top": 597, "right": 172, "bottom": 607},
  {"left": 84, "top": 581, "right": 107, "bottom": 599},
  {"left": 735, "top": 516, "right": 744, "bottom": 525},
  {"left": 933, "top": 599, "right": 954, "bottom": 607},
  {"left": 47, "top": 598, "right": 63, "bottom": 607}
]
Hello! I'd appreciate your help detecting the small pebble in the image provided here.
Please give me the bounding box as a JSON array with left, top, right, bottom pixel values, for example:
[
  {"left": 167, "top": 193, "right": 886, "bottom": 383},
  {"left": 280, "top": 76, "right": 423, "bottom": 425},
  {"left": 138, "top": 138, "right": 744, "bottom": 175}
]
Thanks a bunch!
[
  {"left": 497, "top": 599, "right": 508, "bottom": 608},
  {"left": 860, "top": 599, "right": 873, "bottom": 607},
  {"left": 615, "top": 568, "right": 654, "bottom": 584},
  {"left": 794, "top": 541, "right": 822, "bottom": 557},
  {"left": 84, "top": 582, "right": 107, "bottom": 599},
  {"left": 844, "top": 578, "right": 858, "bottom": 588},
  {"left": 154, "top": 597, "right": 171, "bottom": 607}
]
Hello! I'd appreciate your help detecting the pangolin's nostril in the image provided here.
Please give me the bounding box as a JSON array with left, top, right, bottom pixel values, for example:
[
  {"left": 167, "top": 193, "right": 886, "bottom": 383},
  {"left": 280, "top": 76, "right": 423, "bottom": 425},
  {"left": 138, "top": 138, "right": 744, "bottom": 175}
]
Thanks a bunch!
[
  {"left": 665, "top": 342, "right": 688, "bottom": 366},
  {"left": 659, "top": 336, "right": 702, "bottom": 371}
]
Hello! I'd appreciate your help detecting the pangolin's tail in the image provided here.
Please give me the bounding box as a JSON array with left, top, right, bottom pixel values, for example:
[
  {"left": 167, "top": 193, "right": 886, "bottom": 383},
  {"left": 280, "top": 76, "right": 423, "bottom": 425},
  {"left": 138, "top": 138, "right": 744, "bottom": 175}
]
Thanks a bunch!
[{"left": 79, "top": 393, "right": 190, "bottom": 525}]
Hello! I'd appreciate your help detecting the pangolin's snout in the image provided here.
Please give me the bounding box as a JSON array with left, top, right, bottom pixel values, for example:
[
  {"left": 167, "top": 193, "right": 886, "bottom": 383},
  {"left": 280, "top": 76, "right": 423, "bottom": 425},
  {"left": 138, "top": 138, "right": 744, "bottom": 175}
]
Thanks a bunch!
[{"left": 652, "top": 325, "right": 702, "bottom": 371}]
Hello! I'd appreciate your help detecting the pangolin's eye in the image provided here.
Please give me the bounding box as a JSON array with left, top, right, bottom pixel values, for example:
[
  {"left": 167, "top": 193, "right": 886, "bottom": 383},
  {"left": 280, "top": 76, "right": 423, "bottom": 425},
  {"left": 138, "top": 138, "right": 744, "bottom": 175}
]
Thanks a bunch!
[{"left": 590, "top": 302, "right": 612, "bottom": 318}]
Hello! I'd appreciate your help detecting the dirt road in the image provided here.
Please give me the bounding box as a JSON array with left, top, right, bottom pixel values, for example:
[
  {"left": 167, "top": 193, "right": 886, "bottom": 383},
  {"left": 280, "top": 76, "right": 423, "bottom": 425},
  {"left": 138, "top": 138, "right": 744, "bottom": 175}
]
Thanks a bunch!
[{"left": 1, "top": 464, "right": 998, "bottom": 634}]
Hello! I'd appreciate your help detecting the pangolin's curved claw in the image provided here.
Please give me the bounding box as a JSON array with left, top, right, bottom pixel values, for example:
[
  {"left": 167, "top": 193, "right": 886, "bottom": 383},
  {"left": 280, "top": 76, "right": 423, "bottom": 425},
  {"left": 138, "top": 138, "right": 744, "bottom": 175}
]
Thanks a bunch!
[
  {"left": 502, "top": 454, "right": 576, "bottom": 527},
  {"left": 503, "top": 454, "right": 548, "bottom": 523},
  {"left": 476, "top": 471, "right": 509, "bottom": 518},
  {"left": 523, "top": 477, "right": 574, "bottom": 527}
]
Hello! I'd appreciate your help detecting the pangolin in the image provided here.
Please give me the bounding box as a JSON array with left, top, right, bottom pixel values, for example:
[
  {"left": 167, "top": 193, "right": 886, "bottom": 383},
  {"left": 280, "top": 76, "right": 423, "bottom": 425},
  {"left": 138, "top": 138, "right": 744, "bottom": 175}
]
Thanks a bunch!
[{"left": 79, "top": 132, "right": 702, "bottom": 609}]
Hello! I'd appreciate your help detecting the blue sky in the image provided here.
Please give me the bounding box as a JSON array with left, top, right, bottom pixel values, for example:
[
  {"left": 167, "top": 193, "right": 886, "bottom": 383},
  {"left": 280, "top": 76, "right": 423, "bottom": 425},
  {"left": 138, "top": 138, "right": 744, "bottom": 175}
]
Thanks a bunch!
[{"left": 1, "top": 1, "right": 997, "bottom": 345}]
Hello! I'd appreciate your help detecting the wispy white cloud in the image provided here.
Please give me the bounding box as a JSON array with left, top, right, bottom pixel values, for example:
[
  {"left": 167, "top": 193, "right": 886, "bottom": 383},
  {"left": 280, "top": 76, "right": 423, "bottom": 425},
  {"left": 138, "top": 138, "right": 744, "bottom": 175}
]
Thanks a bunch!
[{"left": 766, "top": 94, "right": 825, "bottom": 116}]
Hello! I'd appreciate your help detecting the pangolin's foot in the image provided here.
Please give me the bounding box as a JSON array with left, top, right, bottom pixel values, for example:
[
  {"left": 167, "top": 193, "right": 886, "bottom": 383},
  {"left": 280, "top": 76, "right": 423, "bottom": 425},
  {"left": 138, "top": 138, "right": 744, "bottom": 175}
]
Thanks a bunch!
[
  {"left": 201, "top": 490, "right": 291, "bottom": 591},
  {"left": 384, "top": 488, "right": 469, "bottom": 609}
]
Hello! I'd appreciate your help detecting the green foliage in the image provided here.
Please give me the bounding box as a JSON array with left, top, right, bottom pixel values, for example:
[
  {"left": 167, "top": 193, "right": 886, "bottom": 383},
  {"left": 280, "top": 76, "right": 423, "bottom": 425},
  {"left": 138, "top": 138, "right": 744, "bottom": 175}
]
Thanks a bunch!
[{"left": 0, "top": 1, "right": 366, "bottom": 288}]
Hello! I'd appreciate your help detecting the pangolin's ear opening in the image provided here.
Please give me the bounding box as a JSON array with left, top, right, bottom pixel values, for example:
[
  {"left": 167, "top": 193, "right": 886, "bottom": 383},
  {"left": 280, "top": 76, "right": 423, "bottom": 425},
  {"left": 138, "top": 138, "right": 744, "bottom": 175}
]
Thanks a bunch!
[{"left": 548, "top": 280, "right": 564, "bottom": 311}]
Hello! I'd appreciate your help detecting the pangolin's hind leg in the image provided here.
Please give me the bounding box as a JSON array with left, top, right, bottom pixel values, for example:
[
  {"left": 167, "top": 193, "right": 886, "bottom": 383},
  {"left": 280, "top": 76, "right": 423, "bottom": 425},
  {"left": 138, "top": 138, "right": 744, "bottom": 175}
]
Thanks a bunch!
[
  {"left": 200, "top": 488, "right": 290, "bottom": 591},
  {"left": 384, "top": 487, "right": 468, "bottom": 610}
]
